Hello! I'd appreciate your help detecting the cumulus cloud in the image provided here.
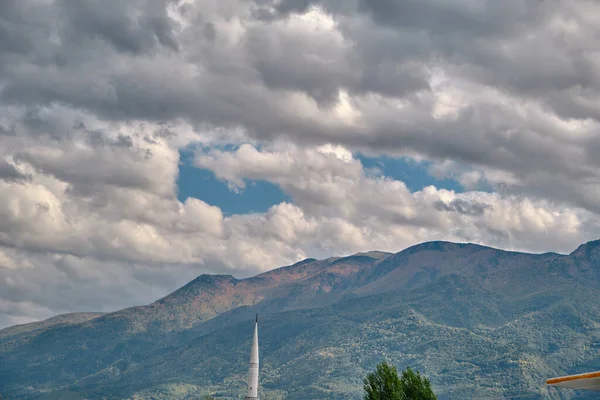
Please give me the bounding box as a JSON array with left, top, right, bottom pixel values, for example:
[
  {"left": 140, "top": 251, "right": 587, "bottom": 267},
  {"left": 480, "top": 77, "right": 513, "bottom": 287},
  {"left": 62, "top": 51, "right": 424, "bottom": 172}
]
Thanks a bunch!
[
  {"left": 1, "top": 0, "right": 600, "bottom": 327},
  {"left": 196, "top": 142, "right": 596, "bottom": 252}
]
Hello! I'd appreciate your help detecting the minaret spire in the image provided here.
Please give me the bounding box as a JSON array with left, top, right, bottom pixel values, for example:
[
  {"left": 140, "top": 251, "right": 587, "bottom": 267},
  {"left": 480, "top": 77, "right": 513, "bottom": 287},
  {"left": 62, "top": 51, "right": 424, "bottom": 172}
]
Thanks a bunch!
[{"left": 245, "top": 314, "right": 260, "bottom": 400}]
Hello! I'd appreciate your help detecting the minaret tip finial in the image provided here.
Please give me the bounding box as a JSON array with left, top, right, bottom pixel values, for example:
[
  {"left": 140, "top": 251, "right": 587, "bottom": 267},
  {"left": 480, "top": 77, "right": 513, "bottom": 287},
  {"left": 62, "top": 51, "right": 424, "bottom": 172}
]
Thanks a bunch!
[{"left": 255, "top": 313, "right": 258, "bottom": 323}]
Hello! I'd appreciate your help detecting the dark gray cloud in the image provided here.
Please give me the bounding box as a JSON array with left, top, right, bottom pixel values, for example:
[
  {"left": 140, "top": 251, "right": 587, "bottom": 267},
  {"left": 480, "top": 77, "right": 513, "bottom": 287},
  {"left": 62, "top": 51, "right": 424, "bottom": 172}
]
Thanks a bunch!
[
  {"left": 353, "top": 0, "right": 600, "bottom": 120},
  {"left": 0, "top": 159, "right": 29, "bottom": 183},
  {"left": 434, "top": 199, "right": 491, "bottom": 216},
  {"left": 0, "top": 0, "right": 592, "bottom": 118},
  {"left": 0, "top": 0, "right": 177, "bottom": 60},
  {"left": 59, "top": 0, "right": 179, "bottom": 55},
  {"left": 357, "top": 0, "right": 539, "bottom": 38}
]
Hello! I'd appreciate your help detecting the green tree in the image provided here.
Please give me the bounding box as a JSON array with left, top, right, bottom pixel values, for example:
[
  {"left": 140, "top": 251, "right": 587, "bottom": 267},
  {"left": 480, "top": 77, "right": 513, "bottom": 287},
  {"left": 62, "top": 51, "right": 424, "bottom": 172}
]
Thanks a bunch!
[
  {"left": 363, "top": 361, "right": 437, "bottom": 400},
  {"left": 363, "top": 361, "right": 404, "bottom": 400},
  {"left": 398, "top": 366, "right": 437, "bottom": 400}
]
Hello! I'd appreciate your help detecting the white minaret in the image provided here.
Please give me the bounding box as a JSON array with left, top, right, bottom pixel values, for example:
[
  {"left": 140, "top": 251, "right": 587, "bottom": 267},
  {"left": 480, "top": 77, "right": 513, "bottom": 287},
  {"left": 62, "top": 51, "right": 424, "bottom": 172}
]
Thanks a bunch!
[{"left": 244, "top": 314, "right": 260, "bottom": 400}]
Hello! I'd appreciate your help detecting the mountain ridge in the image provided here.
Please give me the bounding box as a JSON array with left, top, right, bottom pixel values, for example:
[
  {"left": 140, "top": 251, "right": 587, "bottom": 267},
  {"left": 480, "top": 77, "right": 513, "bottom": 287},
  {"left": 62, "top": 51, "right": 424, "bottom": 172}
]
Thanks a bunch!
[
  {"left": 2, "top": 239, "right": 600, "bottom": 399},
  {"left": 1, "top": 240, "right": 591, "bottom": 334}
]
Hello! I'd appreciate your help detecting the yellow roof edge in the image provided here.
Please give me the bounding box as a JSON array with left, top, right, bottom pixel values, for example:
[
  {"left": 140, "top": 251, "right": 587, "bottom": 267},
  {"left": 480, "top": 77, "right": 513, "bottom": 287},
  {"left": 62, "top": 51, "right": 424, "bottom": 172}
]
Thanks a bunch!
[{"left": 547, "top": 371, "right": 600, "bottom": 385}]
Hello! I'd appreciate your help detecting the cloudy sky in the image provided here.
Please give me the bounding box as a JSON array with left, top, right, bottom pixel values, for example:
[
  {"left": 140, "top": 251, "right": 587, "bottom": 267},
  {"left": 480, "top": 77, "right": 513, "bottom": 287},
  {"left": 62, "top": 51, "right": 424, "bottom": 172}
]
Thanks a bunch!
[{"left": 2, "top": 0, "right": 600, "bottom": 328}]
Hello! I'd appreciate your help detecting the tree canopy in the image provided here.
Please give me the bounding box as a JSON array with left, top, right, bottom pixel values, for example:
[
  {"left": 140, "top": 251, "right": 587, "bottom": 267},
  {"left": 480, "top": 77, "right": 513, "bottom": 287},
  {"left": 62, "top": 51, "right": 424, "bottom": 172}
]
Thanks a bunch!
[{"left": 363, "top": 361, "right": 437, "bottom": 400}]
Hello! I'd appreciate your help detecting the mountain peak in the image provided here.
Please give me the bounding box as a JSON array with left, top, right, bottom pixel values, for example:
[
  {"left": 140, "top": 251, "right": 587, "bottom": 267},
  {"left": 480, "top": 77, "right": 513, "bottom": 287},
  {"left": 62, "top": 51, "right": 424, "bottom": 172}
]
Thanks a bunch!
[
  {"left": 400, "top": 240, "right": 486, "bottom": 255},
  {"left": 350, "top": 250, "right": 392, "bottom": 259},
  {"left": 570, "top": 239, "right": 600, "bottom": 257},
  {"left": 191, "top": 274, "right": 237, "bottom": 284},
  {"left": 154, "top": 274, "right": 238, "bottom": 305}
]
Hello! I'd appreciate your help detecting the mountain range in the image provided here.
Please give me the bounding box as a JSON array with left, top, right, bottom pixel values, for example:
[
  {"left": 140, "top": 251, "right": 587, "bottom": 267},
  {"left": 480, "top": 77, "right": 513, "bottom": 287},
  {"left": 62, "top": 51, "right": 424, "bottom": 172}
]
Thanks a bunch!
[{"left": 2, "top": 240, "right": 600, "bottom": 399}]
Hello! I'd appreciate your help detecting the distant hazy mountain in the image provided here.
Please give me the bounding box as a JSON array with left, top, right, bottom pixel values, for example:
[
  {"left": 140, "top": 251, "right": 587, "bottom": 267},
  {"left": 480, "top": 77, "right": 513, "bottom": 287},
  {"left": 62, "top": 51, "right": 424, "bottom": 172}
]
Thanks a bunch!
[{"left": 2, "top": 240, "right": 600, "bottom": 399}]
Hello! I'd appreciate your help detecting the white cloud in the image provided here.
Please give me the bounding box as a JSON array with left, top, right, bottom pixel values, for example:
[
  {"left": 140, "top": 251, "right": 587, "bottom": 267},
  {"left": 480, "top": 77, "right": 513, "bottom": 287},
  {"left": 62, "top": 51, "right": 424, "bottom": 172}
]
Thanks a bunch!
[{"left": 197, "top": 142, "right": 598, "bottom": 254}]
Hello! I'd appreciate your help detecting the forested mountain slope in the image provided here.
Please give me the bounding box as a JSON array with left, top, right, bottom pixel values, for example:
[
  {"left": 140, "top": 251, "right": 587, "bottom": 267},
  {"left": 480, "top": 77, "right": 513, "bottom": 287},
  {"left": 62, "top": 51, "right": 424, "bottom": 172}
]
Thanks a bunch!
[{"left": 2, "top": 241, "right": 600, "bottom": 399}]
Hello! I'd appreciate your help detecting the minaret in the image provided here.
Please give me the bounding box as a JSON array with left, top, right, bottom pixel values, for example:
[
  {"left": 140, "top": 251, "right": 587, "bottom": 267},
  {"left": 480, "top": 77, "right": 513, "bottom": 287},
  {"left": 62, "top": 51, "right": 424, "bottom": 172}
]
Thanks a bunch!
[{"left": 245, "top": 314, "right": 260, "bottom": 400}]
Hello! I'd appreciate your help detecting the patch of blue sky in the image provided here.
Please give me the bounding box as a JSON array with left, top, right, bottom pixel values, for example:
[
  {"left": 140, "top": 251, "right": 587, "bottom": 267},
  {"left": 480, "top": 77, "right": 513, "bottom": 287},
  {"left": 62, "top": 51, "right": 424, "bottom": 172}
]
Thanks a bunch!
[
  {"left": 177, "top": 147, "right": 290, "bottom": 216},
  {"left": 177, "top": 144, "right": 493, "bottom": 216},
  {"left": 354, "top": 153, "right": 492, "bottom": 193}
]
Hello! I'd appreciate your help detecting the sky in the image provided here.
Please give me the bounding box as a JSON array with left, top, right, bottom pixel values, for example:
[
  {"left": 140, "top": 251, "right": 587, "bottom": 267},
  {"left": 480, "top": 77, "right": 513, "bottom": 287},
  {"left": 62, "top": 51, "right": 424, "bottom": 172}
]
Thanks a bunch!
[{"left": 1, "top": 0, "right": 600, "bottom": 328}]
